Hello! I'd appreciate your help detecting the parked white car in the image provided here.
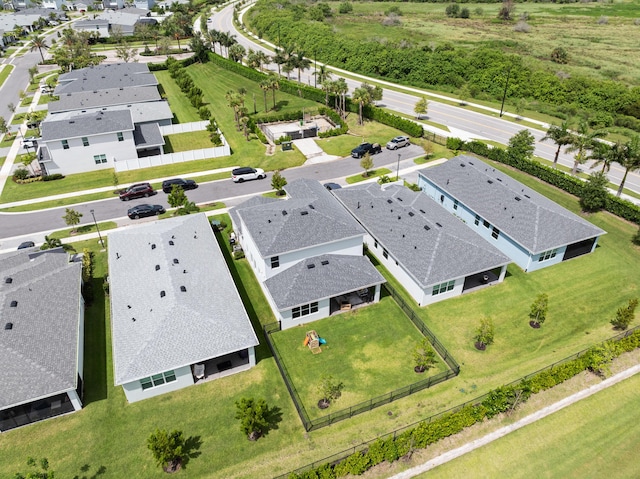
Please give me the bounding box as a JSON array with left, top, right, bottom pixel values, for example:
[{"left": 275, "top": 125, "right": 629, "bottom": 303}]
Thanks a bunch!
[
  {"left": 232, "top": 167, "right": 266, "bottom": 183},
  {"left": 386, "top": 136, "right": 411, "bottom": 150}
]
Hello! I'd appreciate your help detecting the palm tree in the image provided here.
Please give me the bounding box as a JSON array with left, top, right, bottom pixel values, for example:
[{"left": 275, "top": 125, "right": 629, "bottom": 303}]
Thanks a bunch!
[
  {"left": 351, "top": 87, "right": 371, "bottom": 125},
  {"left": 259, "top": 79, "right": 270, "bottom": 112},
  {"left": 273, "top": 48, "right": 286, "bottom": 76},
  {"left": 293, "top": 51, "right": 311, "bottom": 84},
  {"left": 565, "top": 120, "right": 605, "bottom": 176},
  {"left": 28, "top": 35, "right": 48, "bottom": 63},
  {"left": 541, "top": 121, "right": 573, "bottom": 168},
  {"left": 267, "top": 74, "right": 279, "bottom": 109},
  {"left": 614, "top": 135, "right": 640, "bottom": 197},
  {"left": 587, "top": 142, "right": 614, "bottom": 174},
  {"left": 335, "top": 78, "right": 349, "bottom": 119},
  {"left": 255, "top": 51, "right": 270, "bottom": 72},
  {"left": 314, "top": 64, "right": 332, "bottom": 87},
  {"left": 207, "top": 29, "right": 220, "bottom": 55}
]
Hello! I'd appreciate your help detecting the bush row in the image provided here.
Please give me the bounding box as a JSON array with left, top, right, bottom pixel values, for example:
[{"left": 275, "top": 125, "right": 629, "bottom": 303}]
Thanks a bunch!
[
  {"left": 289, "top": 329, "right": 640, "bottom": 478},
  {"left": 318, "top": 106, "right": 348, "bottom": 138},
  {"left": 453, "top": 139, "right": 640, "bottom": 225}
]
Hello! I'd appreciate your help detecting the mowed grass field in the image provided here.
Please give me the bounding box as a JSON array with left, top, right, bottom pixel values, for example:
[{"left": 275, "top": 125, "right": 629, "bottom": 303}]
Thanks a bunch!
[
  {"left": 320, "top": 1, "right": 640, "bottom": 85},
  {"left": 421, "top": 372, "right": 640, "bottom": 479}
]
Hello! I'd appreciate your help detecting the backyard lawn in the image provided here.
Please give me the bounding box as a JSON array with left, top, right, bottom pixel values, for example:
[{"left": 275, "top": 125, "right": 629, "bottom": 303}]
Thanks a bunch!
[
  {"left": 270, "top": 295, "right": 449, "bottom": 420},
  {"left": 163, "top": 130, "right": 213, "bottom": 152}
]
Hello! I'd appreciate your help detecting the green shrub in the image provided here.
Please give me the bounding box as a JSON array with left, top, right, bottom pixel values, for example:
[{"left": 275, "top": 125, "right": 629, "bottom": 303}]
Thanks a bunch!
[
  {"left": 13, "top": 168, "right": 29, "bottom": 180},
  {"left": 43, "top": 173, "right": 64, "bottom": 181}
]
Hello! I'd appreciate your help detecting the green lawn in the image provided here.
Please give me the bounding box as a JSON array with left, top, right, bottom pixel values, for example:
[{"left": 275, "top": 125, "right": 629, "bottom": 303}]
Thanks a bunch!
[
  {"left": 49, "top": 221, "right": 118, "bottom": 240},
  {"left": 38, "top": 94, "right": 58, "bottom": 105},
  {"left": 11, "top": 113, "right": 26, "bottom": 125},
  {"left": 0, "top": 64, "right": 13, "bottom": 88},
  {"left": 271, "top": 295, "right": 449, "bottom": 420},
  {"left": 422, "top": 372, "right": 640, "bottom": 479},
  {"left": 346, "top": 167, "right": 392, "bottom": 184},
  {"left": 163, "top": 130, "right": 212, "bottom": 153}
]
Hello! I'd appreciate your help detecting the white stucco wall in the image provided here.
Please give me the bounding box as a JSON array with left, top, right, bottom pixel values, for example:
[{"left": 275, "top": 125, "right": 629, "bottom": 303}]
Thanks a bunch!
[
  {"left": 279, "top": 298, "right": 331, "bottom": 330},
  {"left": 122, "top": 365, "right": 193, "bottom": 403}
]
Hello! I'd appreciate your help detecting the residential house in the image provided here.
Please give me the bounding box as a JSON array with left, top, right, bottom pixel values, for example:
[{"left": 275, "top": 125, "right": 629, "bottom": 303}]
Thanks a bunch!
[
  {"left": 73, "top": 8, "right": 153, "bottom": 37},
  {"left": 0, "top": 248, "right": 84, "bottom": 432},
  {"left": 417, "top": 156, "right": 606, "bottom": 272},
  {"left": 108, "top": 214, "right": 259, "bottom": 403},
  {"left": 54, "top": 62, "right": 157, "bottom": 95},
  {"left": 332, "top": 183, "right": 511, "bottom": 307},
  {"left": 231, "top": 179, "right": 384, "bottom": 330}
]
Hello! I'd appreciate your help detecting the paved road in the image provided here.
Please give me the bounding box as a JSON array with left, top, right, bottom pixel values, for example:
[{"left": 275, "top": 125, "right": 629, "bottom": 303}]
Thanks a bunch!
[
  {"left": 0, "top": 146, "right": 421, "bottom": 243},
  {"left": 209, "top": 3, "right": 640, "bottom": 194}
]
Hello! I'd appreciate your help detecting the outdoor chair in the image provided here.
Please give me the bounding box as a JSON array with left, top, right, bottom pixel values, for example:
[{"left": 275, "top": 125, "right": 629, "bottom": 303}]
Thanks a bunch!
[{"left": 194, "top": 363, "right": 205, "bottom": 381}]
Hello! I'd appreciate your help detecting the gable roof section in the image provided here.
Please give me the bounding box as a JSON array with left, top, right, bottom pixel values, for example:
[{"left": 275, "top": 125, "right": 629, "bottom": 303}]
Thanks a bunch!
[
  {"left": 55, "top": 63, "right": 156, "bottom": 95},
  {"left": 134, "top": 122, "right": 165, "bottom": 148},
  {"left": 264, "top": 254, "right": 385, "bottom": 311},
  {"left": 332, "top": 183, "right": 511, "bottom": 289},
  {"left": 49, "top": 85, "right": 162, "bottom": 114},
  {"left": 0, "top": 249, "right": 82, "bottom": 409},
  {"left": 108, "top": 214, "right": 259, "bottom": 385},
  {"left": 232, "top": 178, "right": 365, "bottom": 257},
  {"left": 418, "top": 156, "right": 606, "bottom": 253},
  {"left": 41, "top": 110, "right": 134, "bottom": 141},
  {"left": 48, "top": 100, "right": 173, "bottom": 125}
]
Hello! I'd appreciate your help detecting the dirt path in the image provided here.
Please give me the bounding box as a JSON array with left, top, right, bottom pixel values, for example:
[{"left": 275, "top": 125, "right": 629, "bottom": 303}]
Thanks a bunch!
[{"left": 389, "top": 363, "right": 640, "bottom": 478}]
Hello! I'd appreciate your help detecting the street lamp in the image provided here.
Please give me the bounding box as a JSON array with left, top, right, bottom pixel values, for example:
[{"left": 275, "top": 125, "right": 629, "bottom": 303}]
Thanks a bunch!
[
  {"left": 396, "top": 153, "right": 401, "bottom": 181},
  {"left": 499, "top": 63, "right": 512, "bottom": 118},
  {"left": 90, "top": 209, "right": 105, "bottom": 249}
]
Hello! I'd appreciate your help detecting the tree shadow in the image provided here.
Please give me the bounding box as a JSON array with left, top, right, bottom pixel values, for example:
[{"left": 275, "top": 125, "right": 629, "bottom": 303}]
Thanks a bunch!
[
  {"left": 82, "top": 278, "right": 108, "bottom": 404},
  {"left": 261, "top": 405, "right": 283, "bottom": 437},
  {"left": 180, "top": 435, "right": 203, "bottom": 469},
  {"left": 273, "top": 100, "right": 289, "bottom": 111},
  {"left": 73, "top": 464, "right": 106, "bottom": 479}
]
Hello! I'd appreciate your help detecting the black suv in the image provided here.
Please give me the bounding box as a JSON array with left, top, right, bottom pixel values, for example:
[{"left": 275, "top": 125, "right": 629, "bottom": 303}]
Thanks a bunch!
[
  {"left": 162, "top": 178, "right": 198, "bottom": 194},
  {"left": 351, "top": 142, "right": 382, "bottom": 158},
  {"left": 119, "top": 183, "right": 154, "bottom": 201}
]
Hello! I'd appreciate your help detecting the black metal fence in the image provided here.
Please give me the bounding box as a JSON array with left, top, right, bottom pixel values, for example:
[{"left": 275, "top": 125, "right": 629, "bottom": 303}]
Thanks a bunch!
[
  {"left": 273, "top": 323, "right": 640, "bottom": 478},
  {"left": 262, "top": 285, "right": 461, "bottom": 433}
]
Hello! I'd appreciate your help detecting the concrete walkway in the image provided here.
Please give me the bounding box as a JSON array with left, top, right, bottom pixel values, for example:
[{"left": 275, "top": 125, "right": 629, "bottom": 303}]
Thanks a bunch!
[{"left": 390, "top": 363, "right": 640, "bottom": 478}]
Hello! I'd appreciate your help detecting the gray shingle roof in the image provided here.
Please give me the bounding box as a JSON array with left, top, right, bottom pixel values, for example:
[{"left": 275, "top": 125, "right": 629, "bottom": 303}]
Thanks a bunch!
[
  {"left": 41, "top": 110, "right": 133, "bottom": 141},
  {"left": 48, "top": 100, "right": 173, "bottom": 125},
  {"left": 264, "top": 254, "right": 385, "bottom": 311},
  {"left": 0, "top": 249, "right": 82, "bottom": 409},
  {"left": 232, "top": 179, "right": 365, "bottom": 257},
  {"left": 55, "top": 63, "right": 156, "bottom": 95},
  {"left": 134, "top": 122, "right": 165, "bottom": 148},
  {"left": 418, "top": 156, "right": 606, "bottom": 253},
  {"left": 332, "top": 183, "right": 511, "bottom": 288},
  {"left": 49, "top": 85, "right": 162, "bottom": 114},
  {"left": 108, "top": 214, "right": 258, "bottom": 385}
]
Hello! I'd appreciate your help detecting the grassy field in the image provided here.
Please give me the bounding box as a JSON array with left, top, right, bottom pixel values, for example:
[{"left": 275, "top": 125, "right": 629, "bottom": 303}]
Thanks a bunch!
[
  {"left": 271, "top": 295, "right": 449, "bottom": 420},
  {"left": 320, "top": 1, "right": 640, "bottom": 86},
  {"left": 421, "top": 372, "right": 640, "bottom": 479},
  {"left": 163, "top": 131, "right": 213, "bottom": 153}
]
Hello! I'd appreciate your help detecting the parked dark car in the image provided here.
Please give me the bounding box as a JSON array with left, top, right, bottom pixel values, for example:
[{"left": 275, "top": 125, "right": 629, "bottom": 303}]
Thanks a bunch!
[
  {"left": 127, "top": 204, "right": 165, "bottom": 219},
  {"left": 17, "top": 241, "right": 35, "bottom": 250},
  {"left": 232, "top": 167, "right": 266, "bottom": 183},
  {"left": 162, "top": 178, "right": 198, "bottom": 194},
  {"left": 351, "top": 142, "right": 381, "bottom": 158},
  {"left": 119, "top": 183, "right": 154, "bottom": 201}
]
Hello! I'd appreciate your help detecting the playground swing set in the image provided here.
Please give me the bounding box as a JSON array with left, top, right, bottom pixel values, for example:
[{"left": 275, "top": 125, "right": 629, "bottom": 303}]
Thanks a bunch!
[{"left": 303, "top": 330, "right": 326, "bottom": 354}]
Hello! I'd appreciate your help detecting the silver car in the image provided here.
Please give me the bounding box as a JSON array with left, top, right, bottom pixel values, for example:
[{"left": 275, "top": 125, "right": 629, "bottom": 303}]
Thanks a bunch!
[{"left": 386, "top": 136, "right": 410, "bottom": 150}]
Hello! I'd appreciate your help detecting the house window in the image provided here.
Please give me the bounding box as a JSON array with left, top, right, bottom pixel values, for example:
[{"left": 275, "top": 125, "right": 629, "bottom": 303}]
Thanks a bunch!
[
  {"left": 538, "top": 249, "right": 557, "bottom": 262},
  {"left": 474, "top": 214, "right": 480, "bottom": 226},
  {"left": 139, "top": 370, "right": 177, "bottom": 390},
  {"left": 117, "top": 132, "right": 124, "bottom": 142},
  {"left": 483, "top": 220, "right": 490, "bottom": 229},
  {"left": 492, "top": 227, "right": 500, "bottom": 239},
  {"left": 432, "top": 280, "right": 455, "bottom": 296},
  {"left": 61, "top": 139, "right": 69, "bottom": 149},
  {"left": 270, "top": 256, "right": 279, "bottom": 268},
  {"left": 93, "top": 154, "right": 107, "bottom": 164},
  {"left": 82, "top": 137, "right": 89, "bottom": 147},
  {"left": 453, "top": 199, "right": 459, "bottom": 210},
  {"left": 292, "top": 302, "right": 319, "bottom": 319},
  {"left": 383, "top": 249, "right": 388, "bottom": 259}
]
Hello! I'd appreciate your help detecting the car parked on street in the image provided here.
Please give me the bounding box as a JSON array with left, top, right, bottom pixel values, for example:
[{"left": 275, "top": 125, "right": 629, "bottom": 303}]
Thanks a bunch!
[
  {"left": 162, "top": 178, "right": 198, "bottom": 194},
  {"left": 22, "top": 138, "right": 38, "bottom": 149},
  {"left": 127, "top": 204, "right": 165, "bottom": 219},
  {"left": 386, "top": 136, "right": 410, "bottom": 150},
  {"left": 119, "top": 183, "right": 154, "bottom": 201},
  {"left": 351, "top": 142, "right": 381, "bottom": 158},
  {"left": 232, "top": 167, "right": 266, "bottom": 183}
]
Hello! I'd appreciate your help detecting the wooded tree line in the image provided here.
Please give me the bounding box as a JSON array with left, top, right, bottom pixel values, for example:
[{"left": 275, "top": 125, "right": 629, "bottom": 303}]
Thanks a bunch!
[{"left": 247, "top": 0, "right": 640, "bottom": 129}]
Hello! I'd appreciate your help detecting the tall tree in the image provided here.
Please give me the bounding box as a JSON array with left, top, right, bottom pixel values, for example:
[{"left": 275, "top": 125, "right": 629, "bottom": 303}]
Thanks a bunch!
[
  {"left": 587, "top": 141, "right": 614, "bottom": 173},
  {"left": 62, "top": 208, "right": 82, "bottom": 233},
  {"left": 114, "top": 41, "right": 138, "bottom": 63},
  {"left": 334, "top": 78, "right": 348, "bottom": 119},
  {"left": 28, "top": 35, "right": 48, "bottom": 63},
  {"left": 254, "top": 50, "right": 270, "bottom": 72},
  {"left": 541, "top": 121, "right": 573, "bottom": 168},
  {"left": 414, "top": 97, "right": 428, "bottom": 119},
  {"left": 235, "top": 398, "right": 270, "bottom": 441},
  {"left": 566, "top": 120, "right": 604, "bottom": 176},
  {"left": 507, "top": 129, "right": 535, "bottom": 161},
  {"left": 228, "top": 43, "right": 246, "bottom": 63},
  {"left": 259, "top": 79, "right": 270, "bottom": 112},
  {"left": 147, "top": 429, "right": 185, "bottom": 472},
  {"left": 614, "top": 135, "right": 640, "bottom": 197},
  {"left": 267, "top": 74, "right": 279, "bottom": 109},
  {"left": 351, "top": 86, "right": 371, "bottom": 126},
  {"left": 293, "top": 51, "right": 311, "bottom": 83}
]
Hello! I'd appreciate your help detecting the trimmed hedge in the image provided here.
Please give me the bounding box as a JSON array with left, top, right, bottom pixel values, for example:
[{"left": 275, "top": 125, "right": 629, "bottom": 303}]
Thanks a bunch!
[{"left": 289, "top": 329, "right": 640, "bottom": 478}]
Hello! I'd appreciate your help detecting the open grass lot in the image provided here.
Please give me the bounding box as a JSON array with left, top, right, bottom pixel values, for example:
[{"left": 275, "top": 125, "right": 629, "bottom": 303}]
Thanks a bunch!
[
  {"left": 422, "top": 372, "right": 640, "bottom": 479},
  {"left": 270, "top": 295, "right": 450, "bottom": 420},
  {"left": 321, "top": 1, "right": 640, "bottom": 85},
  {"left": 163, "top": 131, "right": 213, "bottom": 153}
]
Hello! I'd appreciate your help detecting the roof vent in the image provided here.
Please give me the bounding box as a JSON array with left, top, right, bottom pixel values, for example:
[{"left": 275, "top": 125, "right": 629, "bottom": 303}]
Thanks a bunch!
[
  {"left": 93, "top": 90, "right": 97, "bottom": 93},
  {"left": 282, "top": 210, "right": 288, "bottom": 216},
  {"left": 497, "top": 178, "right": 502, "bottom": 182},
  {"left": 5, "top": 322, "right": 13, "bottom": 330},
  {"left": 97, "top": 117, "right": 102, "bottom": 121},
  {"left": 160, "top": 291, "right": 166, "bottom": 298},
  {"left": 155, "top": 265, "right": 160, "bottom": 271},
  {"left": 487, "top": 180, "right": 493, "bottom": 184},
  {"left": 387, "top": 199, "right": 393, "bottom": 204},
  {"left": 301, "top": 211, "right": 308, "bottom": 216},
  {"left": 151, "top": 243, "right": 156, "bottom": 249},
  {"left": 173, "top": 258, "right": 179, "bottom": 264},
  {"left": 5, "top": 277, "right": 12, "bottom": 284},
  {"left": 309, "top": 204, "right": 315, "bottom": 209},
  {"left": 132, "top": 317, "right": 136, "bottom": 322},
  {"left": 180, "top": 286, "right": 186, "bottom": 292},
  {"left": 267, "top": 219, "right": 271, "bottom": 223},
  {"left": 524, "top": 194, "right": 531, "bottom": 199},
  {"left": 436, "top": 222, "right": 442, "bottom": 228},
  {"left": 515, "top": 197, "right": 521, "bottom": 201},
  {"left": 397, "top": 197, "right": 403, "bottom": 202},
  {"left": 460, "top": 163, "right": 466, "bottom": 167},
  {"left": 307, "top": 263, "right": 315, "bottom": 269},
  {"left": 127, "top": 305, "right": 131, "bottom": 309},
  {"left": 469, "top": 161, "right": 474, "bottom": 165},
  {"left": 169, "top": 240, "right": 174, "bottom": 245},
  {"left": 10, "top": 300, "right": 18, "bottom": 307},
  {"left": 419, "top": 209, "right": 426, "bottom": 214},
  {"left": 69, "top": 120, "right": 75, "bottom": 124},
  {"left": 424, "top": 225, "right": 430, "bottom": 231},
  {"left": 398, "top": 216, "right": 401, "bottom": 220},
  {"left": 321, "top": 260, "right": 329, "bottom": 266},
  {"left": 408, "top": 212, "right": 414, "bottom": 217}
]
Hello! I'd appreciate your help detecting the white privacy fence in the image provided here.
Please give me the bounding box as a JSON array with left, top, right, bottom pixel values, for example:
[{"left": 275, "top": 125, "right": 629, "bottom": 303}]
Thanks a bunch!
[{"left": 159, "top": 121, "right": 210, "bottom": 135}]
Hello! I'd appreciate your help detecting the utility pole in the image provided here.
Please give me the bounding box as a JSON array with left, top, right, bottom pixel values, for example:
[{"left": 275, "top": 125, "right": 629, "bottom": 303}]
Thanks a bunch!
[{"left": 499, "top": 63, "right": 512, "bottom": 118}]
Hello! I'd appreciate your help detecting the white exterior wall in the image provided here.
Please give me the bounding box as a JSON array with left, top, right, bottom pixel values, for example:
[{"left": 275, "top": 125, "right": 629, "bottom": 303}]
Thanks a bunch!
[
  {"left": 279, "top": 298, "right": 331, "bottom": 330},
  {"left": 122, "top": 365, "right": 193, "bottom": 403},
  {"left": 114, "top": 144, "right": 231, "bottom": 172},
  {"left": 43, "top": 130, "right": 136, "bottom": 175}
]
